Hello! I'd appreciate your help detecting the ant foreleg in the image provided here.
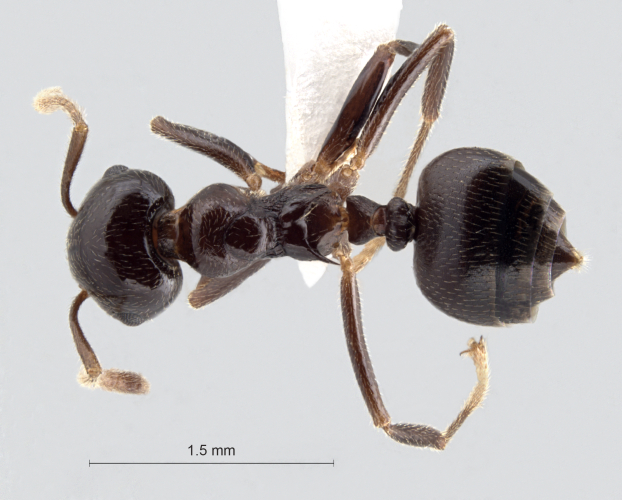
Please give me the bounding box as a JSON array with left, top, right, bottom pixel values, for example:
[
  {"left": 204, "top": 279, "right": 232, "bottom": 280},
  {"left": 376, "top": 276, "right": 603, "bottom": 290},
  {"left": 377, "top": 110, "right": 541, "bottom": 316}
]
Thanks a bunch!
[
  {"left": 339, "top": 254, "right": 489, "bottom": 450},
  {"left": 70, "top": 290, "right": 150, "bottom": 395},
  {"left": 150, "top": 116, "right": 285, "bottom": 190},
  {"left": 33, "top": 87, "right": 89, "bottom": 218}
]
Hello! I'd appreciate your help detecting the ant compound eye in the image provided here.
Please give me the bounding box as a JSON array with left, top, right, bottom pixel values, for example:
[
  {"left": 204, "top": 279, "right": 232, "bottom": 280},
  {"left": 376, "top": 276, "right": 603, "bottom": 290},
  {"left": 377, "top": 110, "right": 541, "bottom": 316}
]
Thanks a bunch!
[
  {"left": 67, "top": 168, "right": 183, "bottom": 325},
  {"left": 414, "top": 148, "right": 582, "bottom": 326}
]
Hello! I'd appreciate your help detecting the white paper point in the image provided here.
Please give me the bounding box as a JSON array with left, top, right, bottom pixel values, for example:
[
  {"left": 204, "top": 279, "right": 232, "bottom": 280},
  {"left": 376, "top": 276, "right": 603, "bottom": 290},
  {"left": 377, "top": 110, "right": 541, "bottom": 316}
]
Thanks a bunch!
[
  {"left": 278, "top": 0, "right": 402, "bottom": 180},
  {"left": 298, "top": 261, "right": 329, "bottom": 288},
  {"left": 278, "top": 0, "right": 402, "bottom": 285}
]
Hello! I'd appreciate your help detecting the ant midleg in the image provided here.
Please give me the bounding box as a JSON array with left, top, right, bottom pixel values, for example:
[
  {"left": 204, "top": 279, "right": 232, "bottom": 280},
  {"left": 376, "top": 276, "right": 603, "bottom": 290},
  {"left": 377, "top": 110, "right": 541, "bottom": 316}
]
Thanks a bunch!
[{"left": 150, "top": 116, "right": 284, "bottom": 191}]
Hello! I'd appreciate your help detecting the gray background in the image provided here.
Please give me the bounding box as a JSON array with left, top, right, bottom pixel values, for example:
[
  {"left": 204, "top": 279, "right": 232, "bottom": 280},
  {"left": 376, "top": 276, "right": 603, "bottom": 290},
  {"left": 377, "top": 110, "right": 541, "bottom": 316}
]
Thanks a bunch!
[{"left": 1, "top": 0, "right": 621, "bottom": 498}]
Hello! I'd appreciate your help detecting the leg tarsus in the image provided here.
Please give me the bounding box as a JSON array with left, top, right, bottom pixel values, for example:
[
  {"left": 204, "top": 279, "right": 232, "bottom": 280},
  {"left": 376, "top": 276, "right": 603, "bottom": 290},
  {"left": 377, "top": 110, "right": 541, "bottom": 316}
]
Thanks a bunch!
[
  {"left": 460, "top": 336, "right": 489, "bottom": 377},
  {"left": 443, "top": 337, "right": 489, "bottom": 443},
  {"left": 78, "top": 367, "right": 150, "bottom": 395},
  {"left": 380, "top": 337, "right": 489, "bottom": 450},
  {"left": 384, "top": 423, "right": 447, "bottom": 450}
]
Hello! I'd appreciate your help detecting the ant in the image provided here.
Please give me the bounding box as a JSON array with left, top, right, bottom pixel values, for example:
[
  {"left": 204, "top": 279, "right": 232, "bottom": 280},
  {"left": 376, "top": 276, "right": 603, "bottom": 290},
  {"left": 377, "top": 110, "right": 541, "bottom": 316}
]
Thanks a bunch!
[{"left": 34, "top": 25, "right": 582, "bottom": 450}]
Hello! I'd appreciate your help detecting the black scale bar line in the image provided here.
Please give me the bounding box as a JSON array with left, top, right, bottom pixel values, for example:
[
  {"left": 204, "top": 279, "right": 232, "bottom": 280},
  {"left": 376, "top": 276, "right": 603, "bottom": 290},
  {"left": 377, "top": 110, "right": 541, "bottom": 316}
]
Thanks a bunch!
[{"left": 89, "top": 460, "right": 334, "bottom": 466}]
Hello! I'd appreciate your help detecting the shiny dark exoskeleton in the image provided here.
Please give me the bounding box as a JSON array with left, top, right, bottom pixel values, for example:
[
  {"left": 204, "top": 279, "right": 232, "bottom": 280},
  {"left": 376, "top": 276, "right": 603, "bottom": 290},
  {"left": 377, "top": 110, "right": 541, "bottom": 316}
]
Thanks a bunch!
[
  {"left": 35, "top": 24, "right": 582, "bottom": 451},
  {"left": 412, "top": 148, "right": 578, "bottom": 326},
  {"left": 68, "top": 166, "right": 181, "bottom": 326}
]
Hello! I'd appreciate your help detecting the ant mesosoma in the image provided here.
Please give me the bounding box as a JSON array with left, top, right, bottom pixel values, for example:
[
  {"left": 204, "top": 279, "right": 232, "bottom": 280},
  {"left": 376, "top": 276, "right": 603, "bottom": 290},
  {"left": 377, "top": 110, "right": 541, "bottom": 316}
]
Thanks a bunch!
[{"left": 34, "top": 25, "right": 582, "bottom": 450}]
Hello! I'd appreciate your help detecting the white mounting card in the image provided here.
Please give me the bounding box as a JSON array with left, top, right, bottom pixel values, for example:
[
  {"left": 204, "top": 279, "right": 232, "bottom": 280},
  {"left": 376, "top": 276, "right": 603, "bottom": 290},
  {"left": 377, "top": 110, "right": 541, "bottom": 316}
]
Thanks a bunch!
[{"left": 277, "top": 0, "right": 402, "bottom": 286}]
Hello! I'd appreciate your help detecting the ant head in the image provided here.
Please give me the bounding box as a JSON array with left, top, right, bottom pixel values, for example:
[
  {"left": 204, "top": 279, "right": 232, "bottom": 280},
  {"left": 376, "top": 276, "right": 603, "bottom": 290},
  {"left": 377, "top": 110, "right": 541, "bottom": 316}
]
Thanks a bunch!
[{"left": 67, "top": 166, "right": 183, "bottom": 326}]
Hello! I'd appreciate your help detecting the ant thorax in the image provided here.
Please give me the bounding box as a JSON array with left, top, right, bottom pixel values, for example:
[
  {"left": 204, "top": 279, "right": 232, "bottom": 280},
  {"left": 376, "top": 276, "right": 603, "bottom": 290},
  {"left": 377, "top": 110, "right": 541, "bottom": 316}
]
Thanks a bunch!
[{"left": 155, "top": 182, "right": 352, "bottom": 278}]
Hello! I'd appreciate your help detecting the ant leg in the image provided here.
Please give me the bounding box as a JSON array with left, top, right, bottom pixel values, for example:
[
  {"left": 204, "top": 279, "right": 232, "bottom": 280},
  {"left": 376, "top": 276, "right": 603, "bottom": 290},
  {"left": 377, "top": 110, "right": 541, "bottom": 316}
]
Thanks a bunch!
[
  {"left": 150, "top": 116, "right": 285, "bottom": 190},
  {"left": 311, "top": 40, "right": 418, "bottom": 180},
  {"left": 254, "top": 162, "right": 286, "bottom": 185},
  {"left": 339, "top": 255, "right": 390, "bottom": 429},
  {"left": 352, "top": 25, "right": 454, "bottom": 272},
  {"left": 340, "top": 255, "right": 489, "bottom": 449},
  {"left": 33, "top": 87, "right": 89, "bottom": 218},
  {"left": 351, "top": 237, "right": 386, "bottom": 274},
  {"left": 70, "top": 290, "right": 150, "bottom": 395},
  {"left": 393, "top": 27, "right": 453, "bottom": 200},
  {"left": 356, "top": 24, "right": 454, "bottom": 196}
]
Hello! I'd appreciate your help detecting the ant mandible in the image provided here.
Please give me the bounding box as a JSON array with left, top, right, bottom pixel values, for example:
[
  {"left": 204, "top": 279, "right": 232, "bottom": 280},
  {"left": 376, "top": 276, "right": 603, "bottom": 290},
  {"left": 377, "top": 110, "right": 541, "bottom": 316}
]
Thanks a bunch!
[{"left": 34, "top": 25, "right": 582, "bottom": 450}]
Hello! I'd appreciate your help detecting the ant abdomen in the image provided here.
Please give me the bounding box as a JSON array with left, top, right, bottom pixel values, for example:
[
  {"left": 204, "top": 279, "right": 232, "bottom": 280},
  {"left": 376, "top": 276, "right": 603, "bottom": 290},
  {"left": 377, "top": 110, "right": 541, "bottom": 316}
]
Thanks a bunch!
[
  {"left": 414, "top": 147, "right": 582, "bottom": 326},
  {"left": 67, "top": 166, "right": 182, "bottom": 326}
]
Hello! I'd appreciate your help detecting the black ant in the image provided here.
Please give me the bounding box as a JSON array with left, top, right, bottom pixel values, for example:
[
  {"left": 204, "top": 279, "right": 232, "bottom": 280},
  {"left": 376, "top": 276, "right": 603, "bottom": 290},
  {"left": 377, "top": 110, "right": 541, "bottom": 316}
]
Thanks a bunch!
[{"left": 34, "top": 25, "right": 582, "bottom": 450}]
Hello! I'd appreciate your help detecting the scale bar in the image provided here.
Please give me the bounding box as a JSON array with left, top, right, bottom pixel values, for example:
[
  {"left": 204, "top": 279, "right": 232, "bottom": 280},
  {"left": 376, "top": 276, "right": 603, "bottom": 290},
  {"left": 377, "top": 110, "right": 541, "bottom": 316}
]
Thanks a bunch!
[{"left": 90, "top": 460, "right": 334, "bottom": 466}]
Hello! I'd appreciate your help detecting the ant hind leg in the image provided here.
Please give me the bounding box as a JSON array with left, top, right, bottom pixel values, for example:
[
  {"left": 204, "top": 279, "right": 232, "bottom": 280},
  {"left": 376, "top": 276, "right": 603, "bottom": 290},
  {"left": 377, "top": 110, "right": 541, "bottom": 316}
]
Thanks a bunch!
[
  {"left": 339, "top": 254, "right": 489, "bottom": 449},
  {"left": 355, "top": 24, "right": 455, "bottom": 198},
  {"left": 352, "top": 25, "right": 455, "bottom": 273},
  {"left": 312, "top": 40, "right": 415, "bottom": 181}
]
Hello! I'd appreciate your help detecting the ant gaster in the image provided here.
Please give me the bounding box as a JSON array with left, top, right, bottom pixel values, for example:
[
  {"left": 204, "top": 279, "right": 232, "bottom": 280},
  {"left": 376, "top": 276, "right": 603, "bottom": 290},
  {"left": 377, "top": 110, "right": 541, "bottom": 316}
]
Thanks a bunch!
[{"left": 34, "top": 25, "right": 582, "bottom": 450}]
